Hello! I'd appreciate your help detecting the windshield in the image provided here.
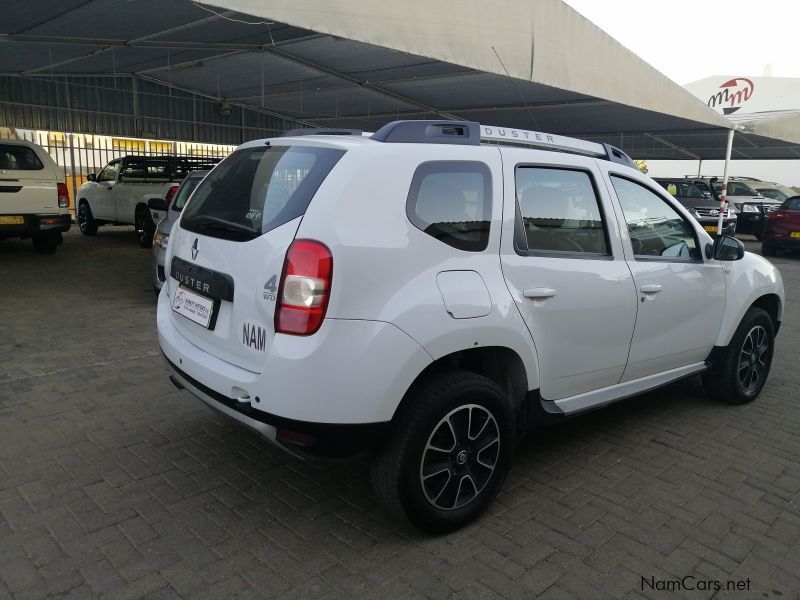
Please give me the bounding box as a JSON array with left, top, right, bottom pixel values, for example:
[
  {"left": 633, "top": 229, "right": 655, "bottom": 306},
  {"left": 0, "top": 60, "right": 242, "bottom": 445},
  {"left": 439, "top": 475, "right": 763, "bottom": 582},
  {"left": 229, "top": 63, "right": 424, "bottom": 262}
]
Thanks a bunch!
[
  {"left": 181, "top": 145, "right": 345, "bottom": 241},
  {"left": 172, "top": 173, "right": 206, "bottom": 210},
  {"left": 711, "top": 181, "right": 757, "bottom": 196},
  {"left": 657, "top": 181, "right": 704, "bottom": 199},
  {"left": 753, "top": 184, "right": 795, "bottom": 201}
]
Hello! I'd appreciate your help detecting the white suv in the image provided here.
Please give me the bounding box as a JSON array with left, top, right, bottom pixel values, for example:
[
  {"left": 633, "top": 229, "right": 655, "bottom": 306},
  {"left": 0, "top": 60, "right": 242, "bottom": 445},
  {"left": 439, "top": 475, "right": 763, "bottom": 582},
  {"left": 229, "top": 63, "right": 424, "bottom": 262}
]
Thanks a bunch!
[
  {"left": 0, "top": 140, "right": 71, "bottom": 253},
  {"left": 157, "top": 121, "right": 784, "bottom": 532}
]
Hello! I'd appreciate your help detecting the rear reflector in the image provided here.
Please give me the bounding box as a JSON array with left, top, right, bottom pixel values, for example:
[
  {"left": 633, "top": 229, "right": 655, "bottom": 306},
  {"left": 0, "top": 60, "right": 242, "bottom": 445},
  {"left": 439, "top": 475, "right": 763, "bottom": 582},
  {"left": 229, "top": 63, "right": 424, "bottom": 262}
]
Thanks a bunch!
[
  {"left": 57, "top": 183, "right": 70, "bottom": 208},
  {"left": 275, "top": 239, "right": 332, "bottom": 336},
  {"left": 277, "top": 429, "right": 316, "bottom": 446}
]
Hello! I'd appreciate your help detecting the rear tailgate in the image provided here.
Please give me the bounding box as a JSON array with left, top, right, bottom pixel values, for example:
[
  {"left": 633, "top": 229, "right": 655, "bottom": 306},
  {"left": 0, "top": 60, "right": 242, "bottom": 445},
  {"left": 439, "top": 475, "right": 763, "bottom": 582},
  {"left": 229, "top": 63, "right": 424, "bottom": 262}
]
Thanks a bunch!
[
  {"left": 165, "top": 143, "right": 345, "bottom": 373},
  {"left": 0, "top": 143, "right": 58, "bottom": 215}
]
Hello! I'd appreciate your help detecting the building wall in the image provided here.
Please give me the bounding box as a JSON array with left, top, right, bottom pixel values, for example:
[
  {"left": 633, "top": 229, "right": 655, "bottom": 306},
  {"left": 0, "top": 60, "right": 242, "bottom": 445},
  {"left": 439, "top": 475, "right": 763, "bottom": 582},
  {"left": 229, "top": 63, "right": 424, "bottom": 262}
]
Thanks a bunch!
[{"left": 0, "top": 75, "right": 304, "bottom": 145}]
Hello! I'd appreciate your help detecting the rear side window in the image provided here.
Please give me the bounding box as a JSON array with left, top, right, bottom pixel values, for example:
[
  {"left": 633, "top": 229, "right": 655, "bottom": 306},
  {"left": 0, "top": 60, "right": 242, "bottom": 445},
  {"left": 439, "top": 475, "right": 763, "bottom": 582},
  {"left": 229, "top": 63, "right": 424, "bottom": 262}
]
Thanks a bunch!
[
  {"left": 181, "top": 145, "right": 345, "bottom": 241},
  {"left": 120, "top": 158, "right": 170, "bottom": 183},
  {"left": 172, "top": 174, "right": 205, "bottom": 210},
  {"left": 406, "top": 161, "right": 491, "bottom": 252},
  {"left": 515, "top": 167, "right": 608, "bottom": 255},
  {"left": 0, "top": 144, "right": 44, "bottom": 171}
]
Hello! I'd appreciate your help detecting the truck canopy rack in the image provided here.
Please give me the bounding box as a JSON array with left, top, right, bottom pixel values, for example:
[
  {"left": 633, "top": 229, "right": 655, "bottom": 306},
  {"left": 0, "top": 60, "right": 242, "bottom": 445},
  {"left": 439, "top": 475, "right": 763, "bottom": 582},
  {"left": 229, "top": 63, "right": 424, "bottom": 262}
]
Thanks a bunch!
[
  {"left": 370, "top": 120, "right": 635, "bottom": 167},
  {"left": 282, "top": 128, "right": 363, "bottom": 137}
]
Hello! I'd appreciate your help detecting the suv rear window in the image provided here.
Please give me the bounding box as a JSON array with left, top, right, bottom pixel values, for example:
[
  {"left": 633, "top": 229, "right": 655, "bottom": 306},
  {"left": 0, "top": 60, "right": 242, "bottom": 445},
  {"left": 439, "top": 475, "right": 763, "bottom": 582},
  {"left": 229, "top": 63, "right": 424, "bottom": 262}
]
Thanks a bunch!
[
  {"left": 0, "top": 144, "right": 44, "bottom": 171},
  {"left": 180, "top": 145, "right": 344, "bottom": 241}
]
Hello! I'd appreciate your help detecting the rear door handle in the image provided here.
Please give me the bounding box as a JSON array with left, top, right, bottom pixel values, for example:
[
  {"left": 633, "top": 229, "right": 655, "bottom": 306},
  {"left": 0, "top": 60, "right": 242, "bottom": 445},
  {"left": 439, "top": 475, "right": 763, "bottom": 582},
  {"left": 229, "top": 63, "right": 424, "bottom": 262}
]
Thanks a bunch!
[
  {"left": 523, "top": 287, "right": 557, "bottom": 299},
  {"left": 640, "top": 284, "right": 662, "bottom": 294}
]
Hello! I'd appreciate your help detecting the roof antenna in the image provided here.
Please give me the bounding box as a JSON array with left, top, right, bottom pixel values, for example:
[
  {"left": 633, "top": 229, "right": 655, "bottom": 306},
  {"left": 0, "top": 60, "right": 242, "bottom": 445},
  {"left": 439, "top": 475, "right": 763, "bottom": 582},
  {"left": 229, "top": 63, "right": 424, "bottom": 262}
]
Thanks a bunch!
[{"left": 492, "top": 45, "right": 541, "bottom": 131}]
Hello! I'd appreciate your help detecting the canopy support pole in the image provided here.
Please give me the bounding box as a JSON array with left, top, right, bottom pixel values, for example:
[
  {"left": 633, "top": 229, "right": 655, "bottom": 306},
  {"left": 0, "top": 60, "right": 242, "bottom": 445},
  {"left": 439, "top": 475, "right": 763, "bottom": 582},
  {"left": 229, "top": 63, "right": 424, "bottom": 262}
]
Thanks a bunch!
[{"left": 717, "top": 129, "right": 735, "bottom": 235}]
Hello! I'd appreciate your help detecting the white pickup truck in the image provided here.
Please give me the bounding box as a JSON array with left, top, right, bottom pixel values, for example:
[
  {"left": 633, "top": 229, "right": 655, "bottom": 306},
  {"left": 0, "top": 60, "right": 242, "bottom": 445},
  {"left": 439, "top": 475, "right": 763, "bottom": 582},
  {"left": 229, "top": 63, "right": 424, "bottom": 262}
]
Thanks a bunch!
[{"left": 76, "top": 155, "right": 220, "bottom": 246}]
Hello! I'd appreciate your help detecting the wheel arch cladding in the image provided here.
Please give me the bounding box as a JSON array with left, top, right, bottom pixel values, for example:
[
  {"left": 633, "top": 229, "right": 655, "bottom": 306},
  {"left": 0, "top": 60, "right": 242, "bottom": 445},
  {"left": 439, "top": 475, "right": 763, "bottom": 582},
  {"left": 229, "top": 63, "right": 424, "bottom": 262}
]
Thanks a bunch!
[{"left": 393, "top": 346, "right": 527, "bottom": 424}]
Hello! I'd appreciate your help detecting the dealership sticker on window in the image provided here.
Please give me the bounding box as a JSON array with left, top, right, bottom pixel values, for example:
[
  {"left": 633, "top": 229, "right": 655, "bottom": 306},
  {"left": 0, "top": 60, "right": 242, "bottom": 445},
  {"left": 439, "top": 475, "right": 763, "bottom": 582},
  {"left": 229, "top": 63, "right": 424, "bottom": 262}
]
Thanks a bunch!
[{"left": 172, "top": 286, "right": 214, "bottom": 328}]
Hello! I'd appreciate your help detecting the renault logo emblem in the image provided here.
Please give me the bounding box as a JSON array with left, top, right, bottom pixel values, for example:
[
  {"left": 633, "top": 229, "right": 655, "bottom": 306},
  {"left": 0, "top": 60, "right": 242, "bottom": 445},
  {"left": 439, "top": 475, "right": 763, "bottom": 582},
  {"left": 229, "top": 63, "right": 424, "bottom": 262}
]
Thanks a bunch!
[{"left": 191, "top": 238, "right": 198, "bottom": 260}]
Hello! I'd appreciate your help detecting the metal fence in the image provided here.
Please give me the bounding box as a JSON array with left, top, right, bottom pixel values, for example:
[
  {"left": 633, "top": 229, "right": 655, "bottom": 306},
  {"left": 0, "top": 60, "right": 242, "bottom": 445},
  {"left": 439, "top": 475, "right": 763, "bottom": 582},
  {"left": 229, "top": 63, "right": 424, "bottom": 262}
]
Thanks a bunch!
[{"left": 0, "top": 127, "right": 234, "bottom": 217}]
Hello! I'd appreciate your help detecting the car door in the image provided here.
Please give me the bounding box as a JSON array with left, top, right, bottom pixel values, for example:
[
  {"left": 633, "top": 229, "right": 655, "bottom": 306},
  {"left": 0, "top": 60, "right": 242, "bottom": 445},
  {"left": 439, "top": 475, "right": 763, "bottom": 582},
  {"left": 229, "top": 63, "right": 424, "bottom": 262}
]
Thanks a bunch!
[
  {"left": 92, "top": 159, "right": 120, "bottom": 219},
  {"left": 499, "top": 149, "right": 638, "bottom": 401},
  {"left": 115, "top": 157, "right": 150, "bottom": 223},
  {"left": 605, "top": 172, "right": 725, "bottom": 382}
]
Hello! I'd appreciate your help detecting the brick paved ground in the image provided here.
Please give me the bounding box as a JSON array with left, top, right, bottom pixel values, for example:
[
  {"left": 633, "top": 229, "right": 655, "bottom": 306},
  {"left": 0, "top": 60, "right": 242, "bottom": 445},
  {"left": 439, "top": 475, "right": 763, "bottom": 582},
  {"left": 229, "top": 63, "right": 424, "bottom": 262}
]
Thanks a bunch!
[{"left": 1, "top": 227, "right": 799, "bottom": 599}]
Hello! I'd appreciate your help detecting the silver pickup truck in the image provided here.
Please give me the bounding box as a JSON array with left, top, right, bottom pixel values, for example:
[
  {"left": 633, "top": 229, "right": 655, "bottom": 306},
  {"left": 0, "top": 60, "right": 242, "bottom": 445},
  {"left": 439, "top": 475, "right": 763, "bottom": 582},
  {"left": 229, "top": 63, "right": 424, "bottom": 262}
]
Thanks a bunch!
[{"left": 76, "top": 155, "right": 220, "bottom": 246}]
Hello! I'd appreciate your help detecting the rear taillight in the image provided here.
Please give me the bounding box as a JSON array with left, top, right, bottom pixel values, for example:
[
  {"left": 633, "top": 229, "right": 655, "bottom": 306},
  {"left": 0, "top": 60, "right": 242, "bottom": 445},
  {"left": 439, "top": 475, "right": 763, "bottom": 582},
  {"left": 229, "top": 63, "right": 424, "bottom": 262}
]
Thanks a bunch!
[
  {"left": 769, "top": 210, "right": 784, "bottom": 222},
  {"left": 57, "top": 183, "right": 69, "bottom": 208},
  {"left": 164, "top": 185, "right": 179, "bottom": 208},
  {"left": 275, "top": 240, "right": 332, "bottom": 336}
]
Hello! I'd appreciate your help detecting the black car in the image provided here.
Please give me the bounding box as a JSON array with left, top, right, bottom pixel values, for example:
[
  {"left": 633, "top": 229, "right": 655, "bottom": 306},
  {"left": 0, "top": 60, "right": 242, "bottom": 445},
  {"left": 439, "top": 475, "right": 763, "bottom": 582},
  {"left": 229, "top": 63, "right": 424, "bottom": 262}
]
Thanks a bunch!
[{"left": 654, "top": 178, "right": 737, "bottom": 236}]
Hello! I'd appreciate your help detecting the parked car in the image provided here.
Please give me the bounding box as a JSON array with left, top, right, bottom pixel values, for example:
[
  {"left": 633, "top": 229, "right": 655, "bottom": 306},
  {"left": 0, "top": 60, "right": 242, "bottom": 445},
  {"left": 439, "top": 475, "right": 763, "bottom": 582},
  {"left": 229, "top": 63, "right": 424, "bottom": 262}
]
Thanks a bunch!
[
  {"left": 684, "top": 177, "right": 780, "bottom": 238},
  {"left": 157, "top": 121, "right": 784, "bottom": 533},
  {"left": 0, "top": 139, "right": 71, "bottom": 253},
  {"left": 151, "top": 171, "right": 209, "bottom": 291},
  {"left": 749, "top": 181, "right": 797, "bottom": 202},
  {"left": 76, "top": 155, "right": 220, "bottom": 247},
  {"left": 653, "top": 178, "right": 736, "bottom": 236},
  {"left": 762, "top": 195, "right": 800, "bottom": 256}
]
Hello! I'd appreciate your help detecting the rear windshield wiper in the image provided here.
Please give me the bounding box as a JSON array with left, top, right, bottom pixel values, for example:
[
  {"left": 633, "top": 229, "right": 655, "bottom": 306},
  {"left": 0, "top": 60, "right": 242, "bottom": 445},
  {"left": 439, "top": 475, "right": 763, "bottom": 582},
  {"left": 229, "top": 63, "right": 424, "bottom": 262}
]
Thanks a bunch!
[{"left": 184, "top": 215, "right": 259, "bottom": 239}]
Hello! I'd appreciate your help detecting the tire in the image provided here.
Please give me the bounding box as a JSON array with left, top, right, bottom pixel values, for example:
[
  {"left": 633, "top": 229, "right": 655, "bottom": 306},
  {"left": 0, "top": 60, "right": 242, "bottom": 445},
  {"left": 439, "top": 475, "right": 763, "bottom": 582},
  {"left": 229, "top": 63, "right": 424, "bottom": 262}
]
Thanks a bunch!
[
  {"left": 77, "top": 201, "right": 98, "bottom": 236},
  {"left": 762, "top": 243, "right": 777, "bottom": 257},
  {"left": 32, "top": 231, "right": 60, "bottom": 254},
  {"left": 135, "top": 206, "right": 155, "bottom": 248},
  {"left": 702, "top": 307, "right": 775, "bottom": 405},
  {"left": 371, "top": 371, "right": 514, "bottom": 533}
]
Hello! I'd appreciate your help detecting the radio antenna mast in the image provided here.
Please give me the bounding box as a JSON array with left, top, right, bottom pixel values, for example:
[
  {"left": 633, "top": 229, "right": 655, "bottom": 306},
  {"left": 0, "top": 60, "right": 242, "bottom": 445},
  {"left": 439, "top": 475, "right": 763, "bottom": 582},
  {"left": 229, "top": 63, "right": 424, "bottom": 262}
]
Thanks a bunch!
[{"left": 491, "top": 45, "right": 541, "bottom": 131}]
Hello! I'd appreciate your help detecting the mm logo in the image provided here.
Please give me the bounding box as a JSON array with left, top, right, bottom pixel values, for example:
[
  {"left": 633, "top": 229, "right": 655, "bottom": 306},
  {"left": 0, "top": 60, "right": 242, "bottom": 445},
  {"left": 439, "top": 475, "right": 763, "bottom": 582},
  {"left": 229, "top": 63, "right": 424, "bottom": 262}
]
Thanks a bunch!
[{"left": 707, "top": 77, "right": 754, "bottom": 115}]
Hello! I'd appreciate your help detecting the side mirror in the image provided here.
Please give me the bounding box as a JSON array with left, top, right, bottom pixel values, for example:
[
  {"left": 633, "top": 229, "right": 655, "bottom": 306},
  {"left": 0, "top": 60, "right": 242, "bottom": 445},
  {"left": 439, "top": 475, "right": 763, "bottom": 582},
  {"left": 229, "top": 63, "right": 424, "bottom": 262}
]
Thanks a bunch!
[
  {"left": 712, "top": 235, "right": 745, "bottom": 261},
  {"left": 86, "top": 173, "right": 96, "bottom": 182},
  {"left": 147, "top": 198, "right": 168, "bottom": 212}
]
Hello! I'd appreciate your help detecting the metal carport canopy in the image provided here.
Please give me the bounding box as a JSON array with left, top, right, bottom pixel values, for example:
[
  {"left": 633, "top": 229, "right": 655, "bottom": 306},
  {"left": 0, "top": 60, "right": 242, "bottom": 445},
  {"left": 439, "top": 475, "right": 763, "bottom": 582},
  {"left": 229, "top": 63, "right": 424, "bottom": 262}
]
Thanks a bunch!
[{"left": 3, "top": 0, "right": 800, "bottom": 159}]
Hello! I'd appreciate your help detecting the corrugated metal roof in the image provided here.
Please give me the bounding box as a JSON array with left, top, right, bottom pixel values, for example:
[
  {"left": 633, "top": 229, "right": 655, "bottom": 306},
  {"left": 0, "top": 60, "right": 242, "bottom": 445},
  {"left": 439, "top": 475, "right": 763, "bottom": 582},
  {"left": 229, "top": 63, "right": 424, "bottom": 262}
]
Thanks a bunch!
[{"left": 1, "top": 0, "right": 799, "bottom": 158}]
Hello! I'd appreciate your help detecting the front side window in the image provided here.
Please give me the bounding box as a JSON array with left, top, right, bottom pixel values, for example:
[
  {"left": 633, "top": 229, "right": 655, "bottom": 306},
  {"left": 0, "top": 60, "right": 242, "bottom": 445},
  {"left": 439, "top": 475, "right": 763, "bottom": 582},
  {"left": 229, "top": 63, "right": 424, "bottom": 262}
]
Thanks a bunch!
[
  {"left": 181, "top": 145, "right": 344, "bottom": 241},
  {"left": 515, "top": 167, "right": 608, "bottom": 255},
  {"left": 611, "top": 175, "right": 699, "bottom": 260},
  {"left": 0, "top": 144, "right": 44, "bottom": 171},
  {"left": 97, "top": 161, "right": 120, "bottom": 183},
  {"left": 406, "top": 161, "right": 491, "bottom": 252}
]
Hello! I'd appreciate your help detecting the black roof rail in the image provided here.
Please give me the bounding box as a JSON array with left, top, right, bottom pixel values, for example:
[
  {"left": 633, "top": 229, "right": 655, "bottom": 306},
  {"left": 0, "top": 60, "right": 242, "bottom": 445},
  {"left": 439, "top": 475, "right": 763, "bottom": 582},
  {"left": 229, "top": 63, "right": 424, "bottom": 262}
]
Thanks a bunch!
[
  {"left": 282, "top": 128, "right": 363, "bottom": 137},
  {"left": 371, "top": 120, "right": 480, "bottom": 145},
  {"left": 601, "top": 143, "right": 637, "bottom": 169}
]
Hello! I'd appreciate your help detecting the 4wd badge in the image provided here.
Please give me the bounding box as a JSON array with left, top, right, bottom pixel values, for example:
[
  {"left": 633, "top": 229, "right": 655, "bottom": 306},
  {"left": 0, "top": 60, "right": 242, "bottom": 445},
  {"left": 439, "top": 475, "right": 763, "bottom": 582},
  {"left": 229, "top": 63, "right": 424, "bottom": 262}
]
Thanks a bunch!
[{"left": 263, "top": 274, "right": 278, "bottom": 301}]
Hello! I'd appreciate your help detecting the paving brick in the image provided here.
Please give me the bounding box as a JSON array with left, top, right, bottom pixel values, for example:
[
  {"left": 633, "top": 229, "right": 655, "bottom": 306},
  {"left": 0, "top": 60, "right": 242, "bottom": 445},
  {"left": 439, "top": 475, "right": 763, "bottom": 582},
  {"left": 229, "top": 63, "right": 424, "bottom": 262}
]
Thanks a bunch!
[{"left": 2, "top": 229, "right": 800, "bottom": 598}]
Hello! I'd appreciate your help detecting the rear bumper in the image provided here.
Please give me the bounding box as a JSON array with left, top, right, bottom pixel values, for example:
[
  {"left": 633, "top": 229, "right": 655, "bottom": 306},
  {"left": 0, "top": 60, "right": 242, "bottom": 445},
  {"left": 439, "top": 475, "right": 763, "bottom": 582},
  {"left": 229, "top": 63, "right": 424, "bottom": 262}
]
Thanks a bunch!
[
  {"left": 163, "top": 354, "right": 388, "bottom": 459},
  {"left": 156, "top": 287, "right": 431, "bottom": 458},
  {"left": 762, "top": 231, "right": 800, "bottom": 249},
  {"left": 0, "top": 213, "right": 71, "bottom": 238}
]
